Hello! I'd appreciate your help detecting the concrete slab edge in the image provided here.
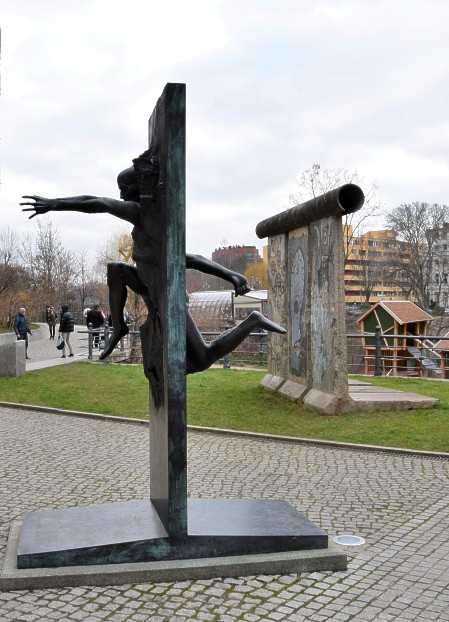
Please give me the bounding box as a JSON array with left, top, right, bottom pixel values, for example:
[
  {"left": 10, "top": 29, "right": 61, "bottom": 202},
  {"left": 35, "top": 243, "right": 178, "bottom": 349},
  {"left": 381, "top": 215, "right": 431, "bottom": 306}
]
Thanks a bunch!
[
  {"left": 1, "top": 401, "right": 448, "bottom": 460},
  {"left": 191, "top": 426, "right": 449, "bottom": 459},
  {"left": 1, "top": 521, "right": 347, "bottom": 591},
  {"left": 348, "top": 398, "right": 438, "bottom": 411},
  {"left": 0, "top": 401, "right": 149, "bottom": 426}
]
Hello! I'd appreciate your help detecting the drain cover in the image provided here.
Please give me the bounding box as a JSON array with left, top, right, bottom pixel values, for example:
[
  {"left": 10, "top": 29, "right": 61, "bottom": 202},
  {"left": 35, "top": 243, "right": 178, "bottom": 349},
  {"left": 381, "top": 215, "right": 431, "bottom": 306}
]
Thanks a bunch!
[{"left": 333, "top": 534, "right": 365, "bottom": 546}]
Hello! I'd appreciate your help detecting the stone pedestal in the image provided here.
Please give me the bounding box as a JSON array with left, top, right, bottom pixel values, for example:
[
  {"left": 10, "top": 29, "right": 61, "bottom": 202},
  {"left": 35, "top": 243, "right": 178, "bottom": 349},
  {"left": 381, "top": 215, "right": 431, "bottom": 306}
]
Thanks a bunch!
[
  {"left": 0, "top": 334, "right": 25, "bottom": 377},
  {"left": 16, "top": 499, "right": 328, "bottom": 569}
]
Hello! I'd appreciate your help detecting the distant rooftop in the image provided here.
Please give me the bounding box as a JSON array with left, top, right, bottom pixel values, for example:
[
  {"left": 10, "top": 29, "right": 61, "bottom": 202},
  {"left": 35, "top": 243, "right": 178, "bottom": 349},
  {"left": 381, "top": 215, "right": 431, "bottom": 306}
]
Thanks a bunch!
[
  {"left": 188, "top": 290, "right": 267, "bottom": 304},
  {"left": 357, "top": 301, "right": 433, "bottom": 325}
]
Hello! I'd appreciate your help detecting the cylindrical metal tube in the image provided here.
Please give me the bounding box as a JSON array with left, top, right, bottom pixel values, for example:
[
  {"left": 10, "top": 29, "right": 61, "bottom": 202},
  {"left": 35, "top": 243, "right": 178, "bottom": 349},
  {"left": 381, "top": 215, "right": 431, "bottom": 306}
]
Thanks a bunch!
[{"left": 256, "top": 183, "right": 364, "bottom": 239}]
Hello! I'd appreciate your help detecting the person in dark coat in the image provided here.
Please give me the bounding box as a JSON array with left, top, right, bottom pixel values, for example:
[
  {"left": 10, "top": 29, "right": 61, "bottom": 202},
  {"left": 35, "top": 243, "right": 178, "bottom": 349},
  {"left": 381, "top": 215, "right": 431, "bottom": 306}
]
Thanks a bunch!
[
  {"left": 46, "top": 305, "right": 57, "bottom": 339},
  {"left": 86, "top": 304, "right": 104, "bottom": 348},
  {"left": 14, "top": 307, "right": 32, "bottom": 359},
  {"left": 59, "top": 304, "right": 75, "bottom": 358}
]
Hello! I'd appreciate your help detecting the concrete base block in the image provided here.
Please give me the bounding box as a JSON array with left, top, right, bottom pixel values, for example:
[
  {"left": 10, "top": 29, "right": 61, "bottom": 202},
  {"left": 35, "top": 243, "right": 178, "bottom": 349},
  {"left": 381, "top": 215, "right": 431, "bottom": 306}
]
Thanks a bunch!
[
  {"left": 16, "top": 499, "right": 328, "bottom": 569},
  {"left": 260, "top": 374, "right": 285, "bottom": 391},
  {"left": 0, "top": 339, "right": 25, "bottom": 377},
  {"left": 350, "top": 391, "right": 437, "bottom": 410},
  {"left": 0, "top": 520, "right": 347, "bottom": 591},
  {"left": 278, "top": 380, "right": 308, "bottom": 401},
  {"left": 304, "top": 389, "right": 349, "bottom": 415}
]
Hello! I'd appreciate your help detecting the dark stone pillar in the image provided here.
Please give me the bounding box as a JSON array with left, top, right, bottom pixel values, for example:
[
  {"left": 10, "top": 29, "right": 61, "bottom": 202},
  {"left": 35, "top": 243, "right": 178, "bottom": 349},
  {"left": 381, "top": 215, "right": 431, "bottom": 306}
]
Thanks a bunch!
[{"left": 138, "top": 83, "right": 187, "bottom": 537}]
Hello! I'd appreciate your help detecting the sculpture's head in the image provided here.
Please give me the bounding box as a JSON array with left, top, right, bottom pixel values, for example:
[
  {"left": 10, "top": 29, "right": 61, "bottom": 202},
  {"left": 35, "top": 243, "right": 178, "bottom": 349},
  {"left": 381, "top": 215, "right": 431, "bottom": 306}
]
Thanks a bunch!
[
  {"left": 118, "top": 150, "right": 159, "bottom": 201},
  {"left": 117, "top": 166, "right": 139, "bottom": 201}
]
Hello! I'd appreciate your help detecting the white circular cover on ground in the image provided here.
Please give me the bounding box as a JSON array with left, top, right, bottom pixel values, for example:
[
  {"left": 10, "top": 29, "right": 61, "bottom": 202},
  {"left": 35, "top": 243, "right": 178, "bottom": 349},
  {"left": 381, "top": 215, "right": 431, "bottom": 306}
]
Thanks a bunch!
[{"left": 333, "top": 534, "right": 366, "bottom": 546}]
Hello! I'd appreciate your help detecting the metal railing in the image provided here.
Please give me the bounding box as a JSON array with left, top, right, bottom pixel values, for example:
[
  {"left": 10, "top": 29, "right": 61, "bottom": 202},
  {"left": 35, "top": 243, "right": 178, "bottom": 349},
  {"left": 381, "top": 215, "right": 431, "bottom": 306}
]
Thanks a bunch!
[
  {"left": 79, "top": 323, "right": 449, "bottom": 378},
  {"left": 202, "top": 331, "right": 268, "bottom": 368},
  {"left": 78, "top": 325, "right": 269, "bottom": 368},
  {"left": 77, "top": 324, "right": 131, "bottom": 360}
]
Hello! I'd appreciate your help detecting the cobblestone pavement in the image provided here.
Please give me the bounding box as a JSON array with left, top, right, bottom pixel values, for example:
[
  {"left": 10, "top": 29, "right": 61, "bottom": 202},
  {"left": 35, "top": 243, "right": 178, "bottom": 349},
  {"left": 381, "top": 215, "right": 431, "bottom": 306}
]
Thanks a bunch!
[{"left": 1, "top": 407, "right": 449, "bottom": 621}]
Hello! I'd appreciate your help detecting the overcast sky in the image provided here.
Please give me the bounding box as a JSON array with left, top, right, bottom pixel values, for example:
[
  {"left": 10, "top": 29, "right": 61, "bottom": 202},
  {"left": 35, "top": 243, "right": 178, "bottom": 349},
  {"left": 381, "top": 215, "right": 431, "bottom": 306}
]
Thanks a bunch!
[{"left": 2, "top": 1, "right": 449, "bottom": 263}]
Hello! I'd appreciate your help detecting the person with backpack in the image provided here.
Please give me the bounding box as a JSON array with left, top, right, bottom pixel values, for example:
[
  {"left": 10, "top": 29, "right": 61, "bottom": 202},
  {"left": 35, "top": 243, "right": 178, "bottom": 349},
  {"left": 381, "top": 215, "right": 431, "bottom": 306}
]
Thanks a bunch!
[
  {"left": 86, "top": 304, "right": 104, "bottom": 349},
  {"left": 59, "top": 304, "right": 75, "bottom": 358}
]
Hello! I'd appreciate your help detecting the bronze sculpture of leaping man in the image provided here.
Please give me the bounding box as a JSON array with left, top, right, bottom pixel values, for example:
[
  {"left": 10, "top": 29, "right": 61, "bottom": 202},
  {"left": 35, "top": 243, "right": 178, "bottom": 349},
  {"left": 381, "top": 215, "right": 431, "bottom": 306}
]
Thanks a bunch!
[{"left": 21, "top": 151, "right": 286, "bottom": 375}]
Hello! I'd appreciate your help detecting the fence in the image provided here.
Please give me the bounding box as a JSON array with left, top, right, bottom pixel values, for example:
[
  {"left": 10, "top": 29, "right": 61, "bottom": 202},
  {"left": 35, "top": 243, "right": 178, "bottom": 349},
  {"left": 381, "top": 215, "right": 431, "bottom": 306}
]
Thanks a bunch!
[
  {"left": 81, "top": 324, "right": 449, "bottom": 378},
  {"left": 347, "top": 327, "right": 449, "bottom": 378},
  {"left": 78, "top": 325, "right": 268, "bottom": 368},
  {"left": 77, "top": 324, "right": 132, "bottom": 361},
  {"left": 201, "top": 331, "right": 268, "bottom": 368}
]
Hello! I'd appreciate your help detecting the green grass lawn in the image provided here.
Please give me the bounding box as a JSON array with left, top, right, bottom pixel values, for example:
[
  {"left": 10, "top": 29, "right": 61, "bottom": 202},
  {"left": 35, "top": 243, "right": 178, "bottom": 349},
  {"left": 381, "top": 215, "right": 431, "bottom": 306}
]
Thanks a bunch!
[{"left": 0, "top": 363, "right": 448, "bottom": 452}]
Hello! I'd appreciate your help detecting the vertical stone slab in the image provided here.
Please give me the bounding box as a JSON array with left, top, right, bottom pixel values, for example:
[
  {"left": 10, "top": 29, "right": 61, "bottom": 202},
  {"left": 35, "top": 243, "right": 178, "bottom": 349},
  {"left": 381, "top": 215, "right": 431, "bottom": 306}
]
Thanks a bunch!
[
  {"left": 257, "top": 184, "right": 364, "bottom": 413},
  {"left": 266, "top": 234, "right": 288, "bottom": 383},
  {"left": 287, "top": 227, "right": 309, "bottom": 385},
  {"left": 305, "top": 215, "right": 349, "bottom": 413},
  {"left": 0, "top": 338, "right": 25, "bottom": 377},
  {"left": 137, "top": 84, "right": 187, "bottom": 537}
]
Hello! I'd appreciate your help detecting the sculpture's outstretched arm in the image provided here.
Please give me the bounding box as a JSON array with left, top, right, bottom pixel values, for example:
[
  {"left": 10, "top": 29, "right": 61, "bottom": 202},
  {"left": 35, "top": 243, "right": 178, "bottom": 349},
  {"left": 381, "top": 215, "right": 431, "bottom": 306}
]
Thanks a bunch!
[
  {"left": 186, "top": 254, "right": 250, "bottom": 296},
  {"left": 21, "top": 195, "right": 140, "bottom": 226}
]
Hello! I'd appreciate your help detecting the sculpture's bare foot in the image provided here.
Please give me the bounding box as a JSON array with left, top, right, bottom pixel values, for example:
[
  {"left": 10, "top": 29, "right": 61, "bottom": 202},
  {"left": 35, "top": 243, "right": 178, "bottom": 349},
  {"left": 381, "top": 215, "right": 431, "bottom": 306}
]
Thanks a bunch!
[
  {"left": 251, "top": 311, "right": 287, "bottom": 334},
  {"left": 99, "top": 324, "right": 129, "bottom": 359}
]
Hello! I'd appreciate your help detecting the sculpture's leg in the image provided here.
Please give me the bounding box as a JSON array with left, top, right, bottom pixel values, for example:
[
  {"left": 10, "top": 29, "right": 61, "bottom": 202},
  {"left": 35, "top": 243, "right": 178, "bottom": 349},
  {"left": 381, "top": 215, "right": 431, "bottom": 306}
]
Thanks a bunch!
[
  {"left": 186, "top": 310, "right": 286, "bottom": 374},
  {"left": 100, "top": 262, "right": 148, "bottom": 360}
]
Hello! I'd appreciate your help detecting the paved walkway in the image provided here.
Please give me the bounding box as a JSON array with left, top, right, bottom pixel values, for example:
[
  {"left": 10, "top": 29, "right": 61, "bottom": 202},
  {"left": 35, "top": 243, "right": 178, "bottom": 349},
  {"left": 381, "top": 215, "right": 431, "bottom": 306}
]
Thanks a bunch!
[
  {"left": 25, "top": 324, "right": 89, "bottom": 371},
  {"left": 1, "top": 406, "right": 448, "bottom": 621}
]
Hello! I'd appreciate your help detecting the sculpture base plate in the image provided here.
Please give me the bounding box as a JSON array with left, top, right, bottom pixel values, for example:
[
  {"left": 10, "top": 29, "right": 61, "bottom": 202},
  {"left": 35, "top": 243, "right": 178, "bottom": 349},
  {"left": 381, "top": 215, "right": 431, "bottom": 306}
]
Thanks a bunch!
[
  {"left": 1, "top": 519, "right": 346, "bottom": 591},
  {"left": 16, "top": 499, "right": 328, "bottom": 569}
]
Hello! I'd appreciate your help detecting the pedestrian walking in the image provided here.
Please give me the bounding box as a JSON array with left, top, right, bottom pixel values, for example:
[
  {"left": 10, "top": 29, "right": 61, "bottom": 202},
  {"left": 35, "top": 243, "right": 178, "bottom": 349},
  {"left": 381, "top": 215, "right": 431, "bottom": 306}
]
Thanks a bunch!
[
  {"left": 46, "top": 305, "right": 57, "bottom": 339},
  {"left": 59, "top": 304, "right": 75, "bottom": 358},
  {"left": 14, "top": 307, "right": 32, "bottom": 359},
  {"left": 86, "top": 304, "right": 104, "bottom": 348}
]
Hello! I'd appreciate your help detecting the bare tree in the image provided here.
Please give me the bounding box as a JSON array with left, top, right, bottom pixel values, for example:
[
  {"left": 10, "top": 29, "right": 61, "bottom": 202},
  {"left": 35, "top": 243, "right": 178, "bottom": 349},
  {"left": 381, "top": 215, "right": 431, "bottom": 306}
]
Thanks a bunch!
[
  {"left": 386, "top": 202, "right": 449, "bottom": 309},
  {"left": 20, "top": 220, "right": 77, "bottom": 308},
  {"left": 95, "top": 231, "right": 131, "bottom": 282},
  {"left": 358, "top": 259, "right": 397, "bottom": 305},
  {"left": 74, "top": 251, "right": 95, "bottom": 312},
  {"left": 0, "top": 227, "right": 19, "bottom": 296},
  {"left": 359, "top": 262, "right": 379, "bottom": 305},
  {"left": 290, "top": 163, "right": 382, "bottom": 261},
  {"left": 0, "top": 227, "right": 28, "bottom": 326}
]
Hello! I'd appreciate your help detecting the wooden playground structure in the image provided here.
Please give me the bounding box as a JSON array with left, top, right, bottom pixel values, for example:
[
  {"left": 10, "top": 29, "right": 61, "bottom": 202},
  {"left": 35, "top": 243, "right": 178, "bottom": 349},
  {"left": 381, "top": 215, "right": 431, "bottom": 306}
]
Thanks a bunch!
[{"left": 357, "top": 300, "right": 447, "bottom": 378}]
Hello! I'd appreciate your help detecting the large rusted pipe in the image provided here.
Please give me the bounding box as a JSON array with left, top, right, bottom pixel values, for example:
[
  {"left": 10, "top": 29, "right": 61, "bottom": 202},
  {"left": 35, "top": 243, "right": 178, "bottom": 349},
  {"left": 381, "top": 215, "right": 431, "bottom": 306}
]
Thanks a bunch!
[{"left": 256, "top": 183, "right": 364, "bottom": 239}]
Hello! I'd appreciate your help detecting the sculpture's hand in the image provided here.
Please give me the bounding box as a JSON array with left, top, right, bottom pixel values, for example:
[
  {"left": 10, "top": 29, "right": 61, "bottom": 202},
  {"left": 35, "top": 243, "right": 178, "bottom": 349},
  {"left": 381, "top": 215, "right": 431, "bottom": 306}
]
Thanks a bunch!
[
  {"left": 230, "top": 273, "right": 251, "bottom": 297},
  {"left": 20, "top": 195, "right": 57, "bottom": 219}
]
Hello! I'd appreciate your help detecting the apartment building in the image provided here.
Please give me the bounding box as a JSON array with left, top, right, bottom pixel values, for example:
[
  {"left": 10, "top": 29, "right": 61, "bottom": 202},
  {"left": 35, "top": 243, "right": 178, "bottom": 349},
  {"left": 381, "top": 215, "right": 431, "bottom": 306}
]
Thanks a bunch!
[
  {"left": 429, "top": 223, "right": 449, "bottom": 308},
  {"left": 344, "top": 227, "right": 410, "bottom": 304}
]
